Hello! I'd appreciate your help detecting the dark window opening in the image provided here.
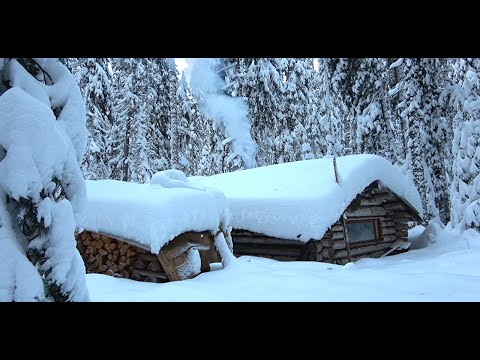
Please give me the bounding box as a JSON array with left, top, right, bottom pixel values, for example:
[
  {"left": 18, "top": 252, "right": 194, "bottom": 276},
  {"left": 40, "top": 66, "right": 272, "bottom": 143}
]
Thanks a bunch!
[{"left": 345, "top": 218, "right": 381, "bottom": 245}]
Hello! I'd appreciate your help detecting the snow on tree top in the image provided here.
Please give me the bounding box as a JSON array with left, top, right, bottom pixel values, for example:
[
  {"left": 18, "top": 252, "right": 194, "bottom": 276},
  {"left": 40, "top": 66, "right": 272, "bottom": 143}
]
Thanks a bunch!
[
  {"left": 192, "top": 154, "right": 423, "bottom": 242},
  {"left": 83, "top": 171, "right": 230, "bottom": 254}
]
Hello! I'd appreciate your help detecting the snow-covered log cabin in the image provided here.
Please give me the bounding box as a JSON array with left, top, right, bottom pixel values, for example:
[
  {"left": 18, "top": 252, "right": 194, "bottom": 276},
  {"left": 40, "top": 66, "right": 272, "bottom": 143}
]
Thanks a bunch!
[
  {"left": 194, "top": 155, "right": 423, "bottom": 265},
  {"left": 76, "top": 170, "right": 233, "bottom": 282}
]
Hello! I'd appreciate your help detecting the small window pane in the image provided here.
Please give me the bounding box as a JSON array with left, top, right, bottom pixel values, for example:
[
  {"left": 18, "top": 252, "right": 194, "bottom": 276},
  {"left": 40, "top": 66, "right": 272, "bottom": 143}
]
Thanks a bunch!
[{"left": 346, "top": 221, "right": 376, "bottom": 243}]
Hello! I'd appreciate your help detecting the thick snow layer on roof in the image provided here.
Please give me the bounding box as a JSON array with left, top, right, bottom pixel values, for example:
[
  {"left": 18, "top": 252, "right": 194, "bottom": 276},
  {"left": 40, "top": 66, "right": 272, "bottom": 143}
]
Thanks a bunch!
[
  {"left": 192, "top": 154, "right": 423, "bottom": 242},
  {"left": 83, "top": 171, "right": 230, "bottom": 254}
]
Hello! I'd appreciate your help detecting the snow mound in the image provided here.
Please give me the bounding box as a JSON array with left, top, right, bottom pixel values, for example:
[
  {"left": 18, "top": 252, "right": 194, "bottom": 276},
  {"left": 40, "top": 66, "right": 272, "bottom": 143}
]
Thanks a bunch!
[
  {"left": 84, "top": 180, "right": 230, "bottom": 254},
  {"left": 150, "top": 169, "right": 205, "bottom": 191},
  {"left": 193, "top": 154, "right": 423, "bottom": 242}
]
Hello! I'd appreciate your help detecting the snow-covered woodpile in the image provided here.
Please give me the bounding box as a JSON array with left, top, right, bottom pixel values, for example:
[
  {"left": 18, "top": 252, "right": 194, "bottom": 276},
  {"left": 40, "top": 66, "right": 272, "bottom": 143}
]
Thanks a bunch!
[
  {"left": 76, "top": 230, "right": 221, "bottom": 282},
  {"left": 77, "top": 170, "right": 232, "bottom": 282},
  {"left": 195, "top": 154, "right": 423, "bottom": 264}
]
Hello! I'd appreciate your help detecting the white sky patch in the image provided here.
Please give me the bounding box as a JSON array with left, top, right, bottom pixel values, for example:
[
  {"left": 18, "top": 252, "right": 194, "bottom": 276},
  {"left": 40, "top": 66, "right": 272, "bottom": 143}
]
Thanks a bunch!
[{"left": 175, "top": 58, "right": 189, "bottom": 77}]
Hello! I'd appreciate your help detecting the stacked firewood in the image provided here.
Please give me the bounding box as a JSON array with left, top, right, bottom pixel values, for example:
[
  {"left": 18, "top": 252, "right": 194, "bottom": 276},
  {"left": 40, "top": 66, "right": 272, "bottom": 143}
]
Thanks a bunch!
[{"left": 76, "top": 231, "right": 168, "bottom": 283}]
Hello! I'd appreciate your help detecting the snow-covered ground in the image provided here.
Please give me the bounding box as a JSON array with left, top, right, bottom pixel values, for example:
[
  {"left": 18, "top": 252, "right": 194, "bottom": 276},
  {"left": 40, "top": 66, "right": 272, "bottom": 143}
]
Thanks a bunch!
[{"left": 87, "top": 226, "right": 480, "bottom": 302}]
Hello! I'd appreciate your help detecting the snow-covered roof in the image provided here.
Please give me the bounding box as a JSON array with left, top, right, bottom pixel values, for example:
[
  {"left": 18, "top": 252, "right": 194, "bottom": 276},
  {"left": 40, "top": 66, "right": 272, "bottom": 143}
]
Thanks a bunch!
[
  {"left": 82, "top": 170, "right": 230, "bottom": 254},
  {"left": 192, "top": 154, "right": 423, "bottom": 242}
]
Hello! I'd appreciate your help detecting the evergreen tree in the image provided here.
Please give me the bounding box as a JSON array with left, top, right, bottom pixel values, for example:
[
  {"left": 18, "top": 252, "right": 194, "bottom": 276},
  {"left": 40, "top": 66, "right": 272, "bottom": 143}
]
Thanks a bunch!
[
  {"left": 316, "top": 59, "right": 344, "bottom": 156},
  {"left": 450, "top": 59, "right": 480, "bottom": 230},
  {"left": 245, "top": 58, "right": 285, "bottom": 166},
  {"left": 148, "top": 59, "right": 179, "bottom": 174},
  {"left": 109, "top": 58, "right": 149, "bottom": 182},
  {"left": 74, "top": 58, "right": 114, "bottom": 180},
  {"left": 0, "top": 58, "right": 89, "bottom": 301},
  {"left": 397, "top": 58, "right": 449, "bottom": 223},
  {"left": 351, "top": 58, "right": 396, "bottom": 160},
  {"left": 175, "top": 71, "right": 200, "bottom": 175}
]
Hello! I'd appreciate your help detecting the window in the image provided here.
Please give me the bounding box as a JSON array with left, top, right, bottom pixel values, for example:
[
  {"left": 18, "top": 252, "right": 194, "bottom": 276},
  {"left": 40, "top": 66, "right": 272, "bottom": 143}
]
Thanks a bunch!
[{"left": 345, "top": 218, "right": 381, "bottom": 245}]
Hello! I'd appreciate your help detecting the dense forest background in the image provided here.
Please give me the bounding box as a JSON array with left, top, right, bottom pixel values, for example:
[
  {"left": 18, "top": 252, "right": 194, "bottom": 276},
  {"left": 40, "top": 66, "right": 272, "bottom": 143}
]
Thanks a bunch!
[{"left": 61, "top": 58, "right": 480, "bottom": 231}]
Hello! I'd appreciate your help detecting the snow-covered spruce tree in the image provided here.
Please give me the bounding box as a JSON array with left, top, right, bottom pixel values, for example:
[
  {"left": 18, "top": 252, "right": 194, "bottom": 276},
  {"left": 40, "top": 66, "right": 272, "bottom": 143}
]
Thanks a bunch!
[
  {"left": 316, "top": 59, "right": 344, "bottom": 156},
  {"left": 245, "top": 58, "right": 285, "bottom": 166},
  {"left": 108, "top": 58, "right": 150, "bottom": 182},
  {"left": 272, "top": 58, "right": 318, "bottom": 163},
  {"left": 0, "top": 58, "right": 89, "bottom": 301},
  {"left": 303, "top": 59, "right": 323, "bottom": 159},
  {"left": 324, "top": 58, "right": 358, "bottom": 152},
  {"left": 350, "top": 59, "right": 397, "bottom": 161},
  {"left": 175, "top": 71, "right": 200, "bottom": 175},
  {"left": 195, "top": 111, "right": 224, "bottom": 176},
  {"left": 72, "top": 58, "right": 114, "bottom": 180},
  {"left": 396, "top": 58, "right": 449, "bottom": 223},
  {"left": 147, "top": 58, "right": 179, "bottom": 175},
  {"left": 383, "top": 58, "right": 408, "bottom": 166},
  {"left": 422, "top": 59, "right": 450, "bottom": 224},
  {"left": 449, "top": 58, "right": 480, "bottom": 230}
]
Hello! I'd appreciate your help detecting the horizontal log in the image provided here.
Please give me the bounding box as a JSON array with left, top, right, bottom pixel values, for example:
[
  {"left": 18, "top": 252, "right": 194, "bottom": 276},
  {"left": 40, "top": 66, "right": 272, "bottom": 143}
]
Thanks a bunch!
[
  {"left": 138, "top": 254, "right": 160, "bottom": 262},
  {"left": 393, "top": 211, "right": 413, "bottom": 218},
  {"left": 330, "top": 225, "right": 344, "bottom": 232},
  {"left": 334, "top": 241, "right": 393, "bottom": 259},
  {"left": 350, "top": 249, "right": 389, "bottom": 261},
  {"left": 321, "top": 238, "right": 334, "bottom": 247},
  {"left": 130, "top": 274, "right": 143, "bottom": 281},
  {"left": 307, "top": 253, "right": 324, "bottom": 262},
  {"left": 233, "top": 246, "right": 301, "bottom": 257},
  {"left": 132, "top": 269, "right": 167, "bottom": 280},
  {"left": 381, "top": 227, "right": 396, "bottom": 236},
  {"left": 332, "top": 232, "right": 345, "bottom": 240},
  {"left": 360, "top": 198, "right": 391, "bottom": 206},
  {"left": 394, "top": 217, "right": 411, "bottom": 223},
  {"left": 233, "top": 236, "right": 303, "bottom": 246},
  {"left": 382, "top": 234, "right": 397, "bottom": 242},
  {"left": 383, "top": 202, "right": 408, "bottom": 211},
  {"left": 345, "top": 206, "right": 393, "bottom": 217},
  {"left": 306, "top": 241, "right": 324, "bottom": 253},
  {"left": 396, "top": 230, "right": 408, "bottom": 238},
  {"left": 394, "top": 223, "right": 409, "bottom": 231},
  {"left": 333, "top": 241, "right": 346, "bottom": 250},
  {"left": 381, "top": 221, "right": 395, "bottom": 227},
  {"left": 232, "top": 230, "right": 269, "bottom": 237},
  {"left": 270, "top": 255, "right": 298, "bottom": 261}
]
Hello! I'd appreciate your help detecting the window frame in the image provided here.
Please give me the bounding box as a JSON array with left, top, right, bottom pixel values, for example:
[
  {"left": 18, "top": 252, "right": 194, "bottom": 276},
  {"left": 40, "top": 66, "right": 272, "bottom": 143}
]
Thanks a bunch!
[{"left": 344, "top": 217, "right": 383, "bottom": 246}]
